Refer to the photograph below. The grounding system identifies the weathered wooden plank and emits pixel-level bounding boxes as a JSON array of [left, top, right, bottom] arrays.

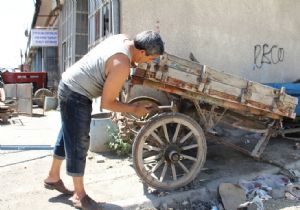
[[205, 80, 242, 98], [135, 53, 298, 119], [204, 66, 248, 89], [248, 92, 274, 106], [164, 54, 204, 74], [249, 82, 276, 96], [162, 66, 200, 85]]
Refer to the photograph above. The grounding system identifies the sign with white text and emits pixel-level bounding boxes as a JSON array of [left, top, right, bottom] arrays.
[[31, 29, 58, 47]]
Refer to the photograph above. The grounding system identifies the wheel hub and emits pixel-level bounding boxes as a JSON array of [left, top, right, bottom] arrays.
[[165, 145, 181, 163]]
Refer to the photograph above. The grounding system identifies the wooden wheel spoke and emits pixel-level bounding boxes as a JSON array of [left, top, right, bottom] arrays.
[[182, 144, 198, 150], [151, 131, 164, 146], [151, 159, 164, 173], [171, 163, 177, 180], [181, 154, 197, 161], [179, 131, 193, 144], [143, 144, 161, 151], [178, 160, 189, 173], [144, 154, 161, 163], [172, 124, 181, 143], [159, 162, 168, 181], [163, 124, 170, 143]]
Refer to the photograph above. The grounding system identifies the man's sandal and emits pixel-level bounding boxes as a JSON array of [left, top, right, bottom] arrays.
[[44, 179, 74, 195], [72, 194, 102, 210]]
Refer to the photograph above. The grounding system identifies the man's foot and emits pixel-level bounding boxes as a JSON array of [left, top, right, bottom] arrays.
[[72, 194, 101, 210], [44, 179, 74, 195]]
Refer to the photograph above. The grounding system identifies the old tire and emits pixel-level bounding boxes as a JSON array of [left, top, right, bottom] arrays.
[[133, 112, 207, 190]]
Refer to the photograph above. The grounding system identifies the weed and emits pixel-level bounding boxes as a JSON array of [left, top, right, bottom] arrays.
[[106, 125, 132, 157]]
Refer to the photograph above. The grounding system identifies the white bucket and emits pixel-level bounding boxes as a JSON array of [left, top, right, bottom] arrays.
[[89, 112, 117, 153], [44, 96, 58, 111]]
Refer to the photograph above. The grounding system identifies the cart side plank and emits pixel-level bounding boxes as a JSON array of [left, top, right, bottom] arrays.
[[204, 66, 248, 89], [135, 78, 285, 120], [136, 53, 298, 119]]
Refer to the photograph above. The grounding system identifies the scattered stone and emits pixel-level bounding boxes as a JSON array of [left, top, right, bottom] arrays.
[[219, 183, 246, 210], [285, 184, 300, 200], [147, 187, 157, 194], [285, 191, 299, 201], [293, 142, 300, 150], [95, 154, 105, 163], [182, 200, 189, 206]]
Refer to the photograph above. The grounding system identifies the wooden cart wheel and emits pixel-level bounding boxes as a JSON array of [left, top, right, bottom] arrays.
[[34, 88, 53, 108], [133, 112, 207, 190]]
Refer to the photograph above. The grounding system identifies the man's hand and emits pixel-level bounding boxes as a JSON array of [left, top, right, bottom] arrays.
[[132, 104, 158, 118]]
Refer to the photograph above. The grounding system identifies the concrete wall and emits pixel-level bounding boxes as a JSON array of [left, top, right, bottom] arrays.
[[120, 0, 300, 83]]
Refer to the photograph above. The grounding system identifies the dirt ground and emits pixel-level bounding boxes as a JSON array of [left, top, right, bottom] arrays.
[[0, 108, 299, 210], [263, 199, 300, 210]]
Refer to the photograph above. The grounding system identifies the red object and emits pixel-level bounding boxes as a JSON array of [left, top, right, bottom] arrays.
[[2, 71, 47, 92]]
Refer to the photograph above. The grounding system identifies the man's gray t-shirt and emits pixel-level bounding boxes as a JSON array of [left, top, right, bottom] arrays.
[[62, 34, 132, 100]]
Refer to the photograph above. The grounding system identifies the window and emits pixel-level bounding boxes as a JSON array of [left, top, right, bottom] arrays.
[[59, 0, 88, 70], [95, 10, 100, 40], [102, 3, 111, 37], [59, 0, 75, 70], [62, 42, 67, 72], [88, 0, 119, 49]]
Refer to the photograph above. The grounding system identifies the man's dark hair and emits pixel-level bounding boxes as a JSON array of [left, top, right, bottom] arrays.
[[134, 31, 164, 56]]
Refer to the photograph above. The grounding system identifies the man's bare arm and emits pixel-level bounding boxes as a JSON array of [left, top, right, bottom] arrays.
[[101, 54, 149, 117]]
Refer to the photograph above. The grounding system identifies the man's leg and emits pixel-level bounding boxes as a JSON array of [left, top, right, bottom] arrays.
[[44, 157, 63, 183], [44, 126, 73, 195], [72, 176, 100, 209], [72, 176, 86, 200], [45, 128, 65, 183], [56, 83, 99, 208], [60, 90, 100, 208], [44, 156, 73, 195]]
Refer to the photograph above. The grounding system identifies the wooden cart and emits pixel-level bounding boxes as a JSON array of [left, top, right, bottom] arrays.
[[127, 53, 298, 190]]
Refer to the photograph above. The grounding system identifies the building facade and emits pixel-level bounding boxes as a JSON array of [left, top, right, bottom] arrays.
[[26, 0, 300, 92]]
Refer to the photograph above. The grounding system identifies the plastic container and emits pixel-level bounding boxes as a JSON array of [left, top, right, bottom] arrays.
[[44, 96, 58, 111], [89, 112, 117, 153]]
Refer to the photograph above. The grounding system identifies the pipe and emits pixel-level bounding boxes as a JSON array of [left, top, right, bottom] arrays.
[[0, 145, 53, 150]]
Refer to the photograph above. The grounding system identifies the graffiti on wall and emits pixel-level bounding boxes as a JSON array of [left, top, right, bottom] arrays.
[[253, 44, 284, 70]]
